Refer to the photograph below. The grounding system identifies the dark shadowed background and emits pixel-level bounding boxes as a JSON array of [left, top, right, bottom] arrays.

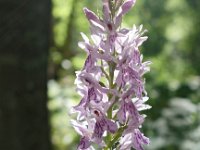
[[0, 0, 199, 150]]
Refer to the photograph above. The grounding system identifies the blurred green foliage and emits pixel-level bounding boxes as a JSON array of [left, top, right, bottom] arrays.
[[48, 0, 200, 149]]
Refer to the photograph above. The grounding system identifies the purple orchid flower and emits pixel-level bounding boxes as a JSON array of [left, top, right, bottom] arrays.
[[71, 0, 151, 149], [120, 129, 149, 150], [92, 109, 117, 143]]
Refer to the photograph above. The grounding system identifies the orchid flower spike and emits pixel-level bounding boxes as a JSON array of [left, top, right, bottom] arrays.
[[71, 0, 151, 149]]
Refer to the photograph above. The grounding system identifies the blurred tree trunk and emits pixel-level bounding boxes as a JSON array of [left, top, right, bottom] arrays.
[[0, 0, 52, 150], [64, 0, 77, 59]]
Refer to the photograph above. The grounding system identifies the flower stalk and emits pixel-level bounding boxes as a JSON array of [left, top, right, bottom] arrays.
[[71, 0, 151, 149]]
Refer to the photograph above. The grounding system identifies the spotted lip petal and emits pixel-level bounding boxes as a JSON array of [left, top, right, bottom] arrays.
[[133, 129, 150, 150], [117, 99, 142, 125], [91, 108, 118, 143], [120, 129, 149, 150], [92, 120, 104, 142], [117, 100, 127, 124], [127, 101, 140, 123], [88, 87, 102, 103], [83, 55, 94, 72], [78, 136, 91, 150]]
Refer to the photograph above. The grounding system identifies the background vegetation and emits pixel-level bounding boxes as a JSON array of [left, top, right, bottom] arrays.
[[49, 0, 200, 149]]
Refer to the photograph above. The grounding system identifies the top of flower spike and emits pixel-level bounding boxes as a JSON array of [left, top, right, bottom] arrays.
[[83, 0, 137, 31]]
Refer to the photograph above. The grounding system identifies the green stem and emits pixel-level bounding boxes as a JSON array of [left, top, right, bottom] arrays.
[[101, 60, 110, 80], [104, 2, 118, 147], [106, 125, 128, 149], [108, 62, 114, 88], [105, 61, 115, 145]]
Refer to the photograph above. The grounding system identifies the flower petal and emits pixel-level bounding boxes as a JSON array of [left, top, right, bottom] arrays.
[[133, 129, 150, 150], [78, 136, 91, 150], [83, 7, 101, 24], [127, 101, 140, 123], [121, 0, 136, 15], [83, 55, 93, 72], [115, 0, 136, 28], [102, 0, 111, 23], [106, 119, 118, 133], [92, 121, 104, 143], [117, 100, 127, 124]]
